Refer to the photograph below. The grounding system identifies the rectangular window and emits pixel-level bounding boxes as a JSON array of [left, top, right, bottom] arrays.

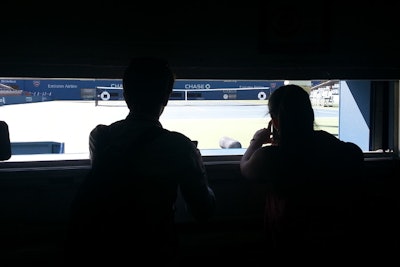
[[0, 78, 398, 161]]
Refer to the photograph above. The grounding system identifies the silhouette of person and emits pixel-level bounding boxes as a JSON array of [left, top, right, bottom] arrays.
[[64, 57, 216, 266], [0, 121, 11, 161], [240, 84, 366, 263]]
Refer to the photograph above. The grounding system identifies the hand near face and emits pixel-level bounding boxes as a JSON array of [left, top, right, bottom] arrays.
[[252, 120, 277, 146]]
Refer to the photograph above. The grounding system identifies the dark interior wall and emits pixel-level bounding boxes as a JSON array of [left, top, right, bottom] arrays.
[[0, 158, 398, 266], [0, 161, 266, 266], [1, 1, 399, 80]]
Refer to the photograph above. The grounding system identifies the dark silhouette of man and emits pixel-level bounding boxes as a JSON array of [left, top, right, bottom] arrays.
[[65, 57, 216, 266]]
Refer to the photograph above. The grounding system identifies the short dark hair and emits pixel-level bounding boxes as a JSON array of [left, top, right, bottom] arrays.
[[122, 57, 175, 111]]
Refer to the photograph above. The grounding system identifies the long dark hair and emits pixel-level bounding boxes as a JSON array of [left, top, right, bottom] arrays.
[[268, 84, 314, 149]]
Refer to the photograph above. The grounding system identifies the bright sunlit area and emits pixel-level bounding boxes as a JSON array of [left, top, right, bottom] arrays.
[[1, 78, 340, 160]]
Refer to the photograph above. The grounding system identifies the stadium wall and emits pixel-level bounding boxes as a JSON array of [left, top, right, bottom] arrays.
[[0, 78, 289, 103]]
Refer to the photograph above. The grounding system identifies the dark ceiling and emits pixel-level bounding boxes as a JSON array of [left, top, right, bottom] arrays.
[[1, 1, 399, 80]]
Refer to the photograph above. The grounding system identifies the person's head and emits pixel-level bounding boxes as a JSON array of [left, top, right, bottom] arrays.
[[268, 84, 314, 145], [122, 57, 175, 116]]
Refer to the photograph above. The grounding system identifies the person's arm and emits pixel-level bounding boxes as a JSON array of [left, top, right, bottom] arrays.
[[89, 124, 108, 165], [240, 123, 274, 180], [240, 138, 265, 180], [179, 145, 216, 222]]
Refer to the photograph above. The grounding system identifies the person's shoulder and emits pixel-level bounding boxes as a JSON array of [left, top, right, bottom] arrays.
[[333, 136, 364, 162], [314, 130, 338, 141], [90, 120, 126, 137], [160, 130, 194, 146], [342, 140, 363, 151], [91, 123, 108, 131], [342, 141, 364, 160], [90, 124, 108, 137], [315, 130, 358, 149], [314, 130, 363, 159]]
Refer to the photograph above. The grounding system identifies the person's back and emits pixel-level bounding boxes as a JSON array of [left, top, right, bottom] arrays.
[[262, 131, 365, 254], [64, 57, 216, 266], [240, 85, 366, 263]]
